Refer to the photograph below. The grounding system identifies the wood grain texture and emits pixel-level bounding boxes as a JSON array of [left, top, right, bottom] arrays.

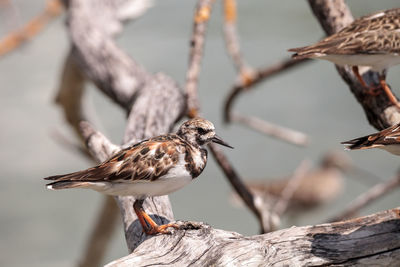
[[107, 207, 400, 266]]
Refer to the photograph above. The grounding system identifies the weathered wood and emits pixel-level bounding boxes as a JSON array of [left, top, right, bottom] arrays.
[[61, 0, 400, 265], [106, 207, 400, 266], [64, 0, 185, 254]]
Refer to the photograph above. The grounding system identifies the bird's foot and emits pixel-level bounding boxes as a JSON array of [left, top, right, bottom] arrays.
[[144, 222, 180, 235], [143, 221, 204, 235], [364, 85, 382, 96]]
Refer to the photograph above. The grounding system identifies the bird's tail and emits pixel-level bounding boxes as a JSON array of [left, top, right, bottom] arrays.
[[46, 180, 92, 190], [288, 46, 317, 60], [341, 135, 380, 151], [44, 170, 95, 190]]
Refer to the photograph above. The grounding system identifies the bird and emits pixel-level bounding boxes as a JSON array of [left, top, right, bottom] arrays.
[[44, 117, 233, 235], [288, 8, 400, 108], [342, 123, 400, 155], [230, 152, 350, 214]]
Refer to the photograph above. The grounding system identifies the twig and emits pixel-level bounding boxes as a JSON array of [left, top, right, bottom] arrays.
[[222, 0, 254, 85], [208, 143, 270, 232], [78, 196, 120, 267], [50, 129, 91, 160], [224, 57, 309, 123], [184, 0, 267, 233], [329, 172, 400, 222], [232, 112, 309, 147], [0, 0, 63, 57], [272, 160, 311, 217], [185, 0, 215, 118], [55, 51, 86, 141], [56, 51, 122, 266]]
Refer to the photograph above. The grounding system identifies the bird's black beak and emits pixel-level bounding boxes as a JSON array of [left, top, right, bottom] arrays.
[[212, 135, 234, 149]]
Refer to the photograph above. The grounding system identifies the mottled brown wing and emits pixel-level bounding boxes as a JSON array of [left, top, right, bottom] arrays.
[[45, 135, 184, 183], [337, 8, 400, 36], [289, 8, 400, 58], [342, 123, 400, 150]]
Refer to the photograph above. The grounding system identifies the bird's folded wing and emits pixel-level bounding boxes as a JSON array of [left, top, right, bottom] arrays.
[[44, 135, 184, 183]]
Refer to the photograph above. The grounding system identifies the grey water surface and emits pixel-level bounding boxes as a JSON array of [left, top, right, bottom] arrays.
[[1, 1, 400, 266]]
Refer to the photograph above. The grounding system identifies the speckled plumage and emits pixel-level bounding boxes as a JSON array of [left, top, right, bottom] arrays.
[[289, 8, 400, 108], [44, 117, 232, 234], [289, 8, 400, 61]]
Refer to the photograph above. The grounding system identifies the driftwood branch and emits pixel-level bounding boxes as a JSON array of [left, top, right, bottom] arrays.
[[307, 0, 400, 129], [184, 0, 271, 233], [57, 0, 400, 265], [106, 207, 400, 266], [60, 0, 183, 264], [329, 172, 400, 222]]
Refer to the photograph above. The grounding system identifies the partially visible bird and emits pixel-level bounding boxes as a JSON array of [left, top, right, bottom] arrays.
[[342, 123, 400, 155], [44, 117, 233, 235], [289, 8, 400, 108]]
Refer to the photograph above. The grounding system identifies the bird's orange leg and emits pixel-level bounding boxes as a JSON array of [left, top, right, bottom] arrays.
[[352, 66, 380, 96], [379, 74, 400, 109], [133, 199, 179, 235]]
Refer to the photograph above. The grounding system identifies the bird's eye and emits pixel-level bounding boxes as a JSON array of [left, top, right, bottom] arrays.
[[197, 127, 207, 135]]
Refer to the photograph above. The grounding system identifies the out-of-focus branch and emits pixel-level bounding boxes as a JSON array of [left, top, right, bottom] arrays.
[[56, 51, 121, 267], [307, 0, 400, 129], [186, 0, 215, 118], [64, 0, 185, 255], [329, 172, 400, 222], [55, 51, 86, 141], [222, 0, 254, 85], [272, 160, 310, 217], [78, 196, 120, 267], [232, 113, 309, 147], [224, 58, 309, 123], [184, 0, 269, 233], [0, 0, 63, 57]]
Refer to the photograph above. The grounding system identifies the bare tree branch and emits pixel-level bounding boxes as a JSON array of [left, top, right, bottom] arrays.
[[231, 113, 309, 147], [329, 172, 400, 222], [186, 0, 215, 117], [0, 0, 62, 57], [78, 196, 120, 267], [62, 0, 184, 260], [106, 207, 400, 266], [224, 57, 309, 123], [222, 0, 254, 84], [184, 0, 269, 233], [272, 160, 310, 217]]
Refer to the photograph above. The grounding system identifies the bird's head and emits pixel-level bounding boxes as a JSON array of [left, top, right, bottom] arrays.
[[177, 117, 233, 148]]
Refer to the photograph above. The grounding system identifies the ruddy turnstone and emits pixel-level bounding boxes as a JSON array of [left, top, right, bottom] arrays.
[[289, 8, 400, 108], [342, 123, 400, 155], [44, 117, 233, 235]]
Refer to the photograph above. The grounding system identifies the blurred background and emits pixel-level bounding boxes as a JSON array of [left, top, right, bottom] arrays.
[[1, 0, 400, 266]]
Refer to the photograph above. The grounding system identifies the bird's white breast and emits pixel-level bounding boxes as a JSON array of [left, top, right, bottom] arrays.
[[380, 144, 400, 156], [320, 53, 400, 72]]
